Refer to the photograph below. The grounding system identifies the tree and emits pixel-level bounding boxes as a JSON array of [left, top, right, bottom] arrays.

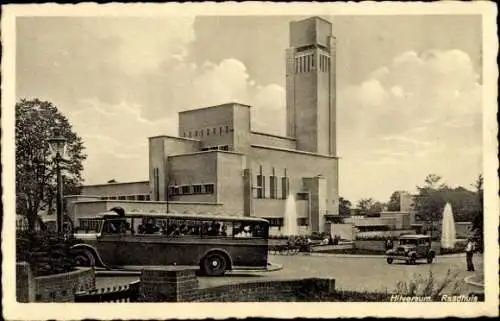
[[338, 197, 352, 217], [357, 198, 384, 217], [472, 174, 483, 250], [16, 99, 86, 230], [387, 191, 401, 211], [413, 174, 447, 238]]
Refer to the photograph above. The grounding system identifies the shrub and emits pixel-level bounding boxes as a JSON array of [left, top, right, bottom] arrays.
[[394, 269, 464, 299], [16, 230, 80, 276]]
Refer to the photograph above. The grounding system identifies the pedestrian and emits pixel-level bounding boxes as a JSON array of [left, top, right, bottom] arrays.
[[465, 237, 475, 271], [385, 237, 394, 250]]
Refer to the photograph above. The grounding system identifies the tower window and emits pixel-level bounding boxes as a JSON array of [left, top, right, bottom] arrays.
[[195, 130, 198, 137], [200, 129, 204, 137], [193, 184, 202, 194], [213, 128, 217, 135], [225, 125, 230, 133], [188, 131, 192, 138], [207, 129, 210, 136], [181, 185, 191, 195], [220, 126, 223, 135], [204, 184, 215, 194]]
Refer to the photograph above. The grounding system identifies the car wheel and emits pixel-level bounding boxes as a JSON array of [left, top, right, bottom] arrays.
[[409, 257, 416, 265], [202, 252, 227, 276], [427, 255, 434, 264], [386, 258, 393, 264], [74, 249, 96, 267]]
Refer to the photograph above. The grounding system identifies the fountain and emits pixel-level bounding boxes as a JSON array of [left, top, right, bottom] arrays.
[[440, 203, 456, 249], [283, 194, 298, 236]]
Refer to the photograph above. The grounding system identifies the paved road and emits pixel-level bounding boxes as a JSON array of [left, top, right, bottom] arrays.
[[96, 253, 483, 294]]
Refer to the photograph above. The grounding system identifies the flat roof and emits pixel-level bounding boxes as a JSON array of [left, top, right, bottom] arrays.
[[82, 181, 149, 188], [84, 211, 269, 223], [149, 135, 200, 142], [251, 131, 296, 141], [251, 144, 339, 159], [179, 102, 251, 114], [399, 234, 431, 239], [168, 149, 244, 158]]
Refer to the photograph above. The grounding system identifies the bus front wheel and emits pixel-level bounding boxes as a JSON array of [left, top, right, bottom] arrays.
[[201, 252, 227, 276]]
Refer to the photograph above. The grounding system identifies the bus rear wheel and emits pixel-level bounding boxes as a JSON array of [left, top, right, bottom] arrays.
[[202, 252, 227, 276], [74, 249, 96, 267]]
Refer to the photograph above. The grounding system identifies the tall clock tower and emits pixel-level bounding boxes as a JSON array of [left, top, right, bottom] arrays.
[[286, 17, 337, 156]]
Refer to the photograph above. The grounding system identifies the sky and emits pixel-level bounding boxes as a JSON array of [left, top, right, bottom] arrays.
[[16, 14, 483, 204]]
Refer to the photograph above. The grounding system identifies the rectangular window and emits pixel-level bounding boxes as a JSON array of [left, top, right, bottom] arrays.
[[297, 218, 308, 226], [126, 195, 135, 200], [181, 185, 191, 195], [109, 196, 117, 200], [256, 175, 264, 199], [101, 196, 108, 200], [270, 176, 278, 199], [207, 129, 210, 136], [137, 195, 145, 201], [220, 127, 223, 135], [193, 184, 202, 194], [200, 129, 204, 137], [213, 128, 217, 135], [188, 131, 192, 138], [296, 192, 309, 201], [265, 218, 283, 227], [118, 196, 126, 200], [195, 130, 198, 137], [145, 195, 151, 201], [225, 125, 230, 133], [204, 184, 214, 194], [281, 177, 289, 199], [153, 168, 160, 200], [219, 145, 229, 151]]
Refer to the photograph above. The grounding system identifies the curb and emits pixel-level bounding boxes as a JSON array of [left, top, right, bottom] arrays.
[[270, 252, 467, 259], [464, 274, 484, 288]]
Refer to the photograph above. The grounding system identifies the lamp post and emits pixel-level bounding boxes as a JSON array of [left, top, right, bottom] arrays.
[[48, 133, 67, 234]]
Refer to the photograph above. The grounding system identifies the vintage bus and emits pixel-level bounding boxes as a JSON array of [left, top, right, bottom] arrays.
[[71, 211, 270, 276]]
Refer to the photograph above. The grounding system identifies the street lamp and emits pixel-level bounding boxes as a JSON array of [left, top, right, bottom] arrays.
[[48, 132, 67, 234]]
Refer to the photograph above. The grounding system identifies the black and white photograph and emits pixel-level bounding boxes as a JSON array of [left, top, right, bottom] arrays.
[[2, 2, 498, 319]]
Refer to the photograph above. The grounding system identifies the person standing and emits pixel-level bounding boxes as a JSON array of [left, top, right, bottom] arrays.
[[465, 237, 475, 271]]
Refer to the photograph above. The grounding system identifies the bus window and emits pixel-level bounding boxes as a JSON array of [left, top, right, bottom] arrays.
[[233, 222, 267, 238], [76, 218, 102, 233], [137, 217, 161, 234]]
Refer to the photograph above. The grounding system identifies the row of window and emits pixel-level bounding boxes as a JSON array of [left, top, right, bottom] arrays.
[[256, 175, 289, 199], [265, 217, 309, 227], [168, 183, 215, 196], [101, 194, 151, 201], [182, 125, 234, 139], [200, 145, 230, 152], [294, 53, 330, 73]]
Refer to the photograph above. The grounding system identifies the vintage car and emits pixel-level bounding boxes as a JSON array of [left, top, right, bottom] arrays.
[[386, 234, 435, 264]]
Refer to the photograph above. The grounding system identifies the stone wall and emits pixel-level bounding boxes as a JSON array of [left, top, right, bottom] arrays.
[[16, 262, 95, 302], [354, 240, 387, 252], [138, 267, 335, 302]]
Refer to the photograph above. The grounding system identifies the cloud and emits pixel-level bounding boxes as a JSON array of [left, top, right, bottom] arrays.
[[17, 18, 286, 184], [338, 49, 482, 202], [67, 98, 177, 184]]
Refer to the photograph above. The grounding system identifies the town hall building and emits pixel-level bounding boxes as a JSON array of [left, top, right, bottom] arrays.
[[70, 16, 340, 234]]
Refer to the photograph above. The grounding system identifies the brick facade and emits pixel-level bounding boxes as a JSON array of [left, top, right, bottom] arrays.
[[16, 262, 95, 302], [138, 267, 335, 302]]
